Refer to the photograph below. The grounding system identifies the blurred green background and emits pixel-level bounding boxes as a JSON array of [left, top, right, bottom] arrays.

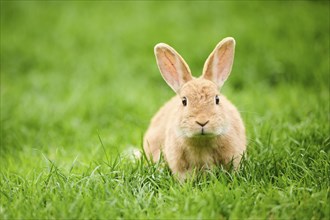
[[1, 1, 329, 219], [1, 0, 329, 167]]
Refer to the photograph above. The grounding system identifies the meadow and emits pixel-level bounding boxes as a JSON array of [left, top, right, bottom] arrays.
[[1, 1, 329, 219]]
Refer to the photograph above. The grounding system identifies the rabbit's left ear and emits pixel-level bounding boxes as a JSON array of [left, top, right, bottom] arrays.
[[202, 37, 235, 88]]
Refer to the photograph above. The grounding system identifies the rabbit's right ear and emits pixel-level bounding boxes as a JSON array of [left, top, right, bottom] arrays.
[[154, 43, 192, 93]]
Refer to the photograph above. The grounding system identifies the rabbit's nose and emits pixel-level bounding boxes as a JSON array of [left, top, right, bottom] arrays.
[[196, 120, 209, 127]]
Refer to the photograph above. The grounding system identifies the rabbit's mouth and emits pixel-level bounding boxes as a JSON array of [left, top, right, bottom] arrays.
[[185, 125, 227, 138], [181, 124, 225, 138], [201, 128, 208, 136], [191, 128, 218, 138]]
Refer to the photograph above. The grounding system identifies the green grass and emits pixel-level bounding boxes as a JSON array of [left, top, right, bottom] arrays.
[[1, 1, 329, 219]]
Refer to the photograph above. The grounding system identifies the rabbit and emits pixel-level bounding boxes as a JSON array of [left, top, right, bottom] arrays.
[[143, 37, 246, 180]]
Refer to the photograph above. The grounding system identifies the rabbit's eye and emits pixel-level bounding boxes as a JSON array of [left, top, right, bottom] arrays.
[[182, 97, 187, 106], [215, 95, 220, 105]]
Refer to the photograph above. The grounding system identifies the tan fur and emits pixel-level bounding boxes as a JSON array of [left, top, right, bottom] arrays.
[[144, 37, 246, 180]]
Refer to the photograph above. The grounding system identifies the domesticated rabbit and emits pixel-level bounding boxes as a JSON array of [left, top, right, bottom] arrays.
[[144, 37, 246, 180]]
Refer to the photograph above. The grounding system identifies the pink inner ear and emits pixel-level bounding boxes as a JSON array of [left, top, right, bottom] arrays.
[[156, 48, 181, 91], [216, 44, 232, 83], [202, 39, 235, 88], [163, 50, 179, 82], [155, 43, 193, 92], [204, 56, 214, 81], [158, 50, 180, 90]]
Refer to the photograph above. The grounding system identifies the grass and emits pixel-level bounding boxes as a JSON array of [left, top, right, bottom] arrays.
[[1, 1, 329, 219]]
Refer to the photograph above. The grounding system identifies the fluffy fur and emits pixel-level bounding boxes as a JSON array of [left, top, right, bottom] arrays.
[[143, 37, 246, 180]]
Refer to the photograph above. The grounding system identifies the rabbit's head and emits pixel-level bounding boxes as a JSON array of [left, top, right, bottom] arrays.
[[154, 37, 236, 138]]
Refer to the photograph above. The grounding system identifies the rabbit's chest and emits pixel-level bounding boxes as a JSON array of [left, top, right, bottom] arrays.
[[185, 147, 218, 169]]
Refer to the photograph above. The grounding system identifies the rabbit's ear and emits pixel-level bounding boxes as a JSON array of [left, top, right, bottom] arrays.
[[154, 43, 192, 93], [202, 37, 235, 88]]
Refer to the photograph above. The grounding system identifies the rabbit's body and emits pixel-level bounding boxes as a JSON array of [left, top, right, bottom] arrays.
[[144, 38, 246, 179]]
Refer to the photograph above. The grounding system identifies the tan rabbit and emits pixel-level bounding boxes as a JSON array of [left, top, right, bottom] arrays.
[[143, 37, 246, 180]]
